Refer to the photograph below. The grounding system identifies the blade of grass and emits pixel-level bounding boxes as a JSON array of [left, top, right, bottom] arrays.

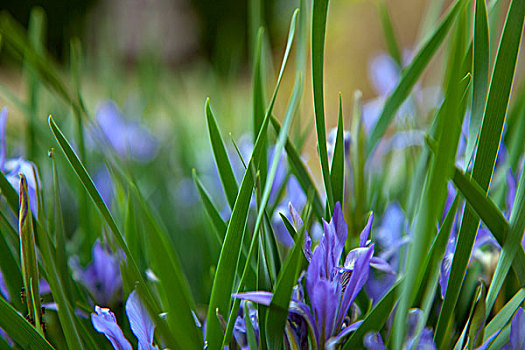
[[393, 6, 469, 346], [49, 116, 198, 349], [484, 288, 525, 340], [265, 218, 305, 348], [0, 216, 22, 310], [0, 295, 54, 349], [330, 93, 345, 207], [343, 280, 403, 350], [312, 0, 334, 214], [270, 116, 324, 218], [435, 0, 525, 344], [465, 0, 490, 166], [367, 0, 466, 154], [377, 0, 402, 67], [485, 163, 525, 314], [206, 99, 239, 209], [192, 169, 227, 241], [253, 28, 268, 185], [205, 11, 299, 348], [350, 90, 367, 237], [221, 72, 303, 347]]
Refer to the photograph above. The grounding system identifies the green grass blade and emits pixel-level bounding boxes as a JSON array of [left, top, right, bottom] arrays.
[[330, 94, 345, 207], [367, 0, 466, 154], [48, 116, 195, 348], [0, 171, 20, 214], [0, 214, 22, 311], [252, 28, 268, 185], [265, 222, 305, 348], [485, 163, 525, 313], [350, 90, 367, 237], [206, 99, 239, 209], [435, 0, 525, 344], [452, 167, 525, 283], [193, 169, 227, 241], [205, 11, 298, 346], [377, 0, 403, 66], [0, 295, 54, 349], [465, 0, 490, 165], [343, 280, 402, 350], [393, 6, 469, 346], [270, 116, 324, 218], [221, 72, 303, 347], [312, 0, 334, 214], [18, 175, 43, 335], [483, 288, 525, 340]]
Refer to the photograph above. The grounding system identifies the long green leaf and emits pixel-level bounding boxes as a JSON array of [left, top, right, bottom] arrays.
[[330, 94, 345, 207], [206, 99, 239, 209], [0, 295, 54, 349], [312, 0, 334, 214], [205, 11, 299, 348], [483, 288, 525, 340], [192, 169, 227, 241], [485, 163, 525, 313], [435, 0, 525, 344], [48, 116, 196, 348], [378, 1, 402, 66], [465, 0, 490, 165], [367, 0, 466, 154], [222, 72, 303, 347]]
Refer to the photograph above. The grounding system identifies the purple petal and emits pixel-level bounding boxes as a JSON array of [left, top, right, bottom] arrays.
[[233, 291, 273, 306], [126, 291, 157, 350], [289, 203, 312, 261], [369, 54, 400, 96], [91, 306, 132, 350], [510, 308, 525, 349], [506, 171, 517, 215], [309, 279, 339, 341], [337, 245, 373, 329], [326, 320, 363, 349], [369, 257, 395, 275], [364, 332, 386, 350], [0, 271, 7, 300], [360, 213, 374, 247]]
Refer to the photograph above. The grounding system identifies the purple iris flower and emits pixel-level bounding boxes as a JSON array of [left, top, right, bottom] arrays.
[[92, 290, 159, 350], [71, 240, 122, 305], [0, 107, 39, 214], [232, 301, 259, 349], [508, 307, 525, 349], [235, 202, 392, 348], [365, 203, 407, 303], [93, 101, 158, 162]]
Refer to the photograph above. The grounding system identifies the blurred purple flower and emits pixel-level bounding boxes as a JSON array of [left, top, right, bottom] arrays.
[[364, 309, 436, 350], [92, 290, 159, 350], [0, 107, 39, 214], [93, 101, 158, 162], [509, 307, 525, 349], [93, 166, 114, 207], [232, 302, 259, 349], [72, 240, 122, 305]]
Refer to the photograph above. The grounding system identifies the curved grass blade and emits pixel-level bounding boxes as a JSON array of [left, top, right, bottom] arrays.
[[343, 280, 402, 350], [377, 0, 402, 66], [367, 0, 466, 154], [350, 90, 367, 236], [312, 0, 334, 214], [221, 72, 303, 347], [265, 221, 305, 348], [0, 171, 19, 214], [270, 116, 324, 218], [18, 175, 43, 335], [49, 116, 199, 349], [465, 0, 490, 165], [435, 0, 525, 343], [0, 295, 54, 349], [485, 163, 525, 314], [205, 11, 299, 348], [192, 169, 227, 241], [483, 288, 525, 341], [206, 99, 239, 209], [330, 94, 345, 208]]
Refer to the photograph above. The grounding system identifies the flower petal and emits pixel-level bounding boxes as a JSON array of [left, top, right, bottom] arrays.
[[510, 307, 525, 349], [126, 290, 157, 350], [91, 306, 132, 350]]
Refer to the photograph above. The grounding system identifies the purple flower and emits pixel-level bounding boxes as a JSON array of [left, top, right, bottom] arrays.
[[91, 290, 159, 350], [71, 240, 122, 305], [93, 101, 158, 162], [0, 107, 39, 214], [235, 202, 390, 348], [509, 307, 525, 349]]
